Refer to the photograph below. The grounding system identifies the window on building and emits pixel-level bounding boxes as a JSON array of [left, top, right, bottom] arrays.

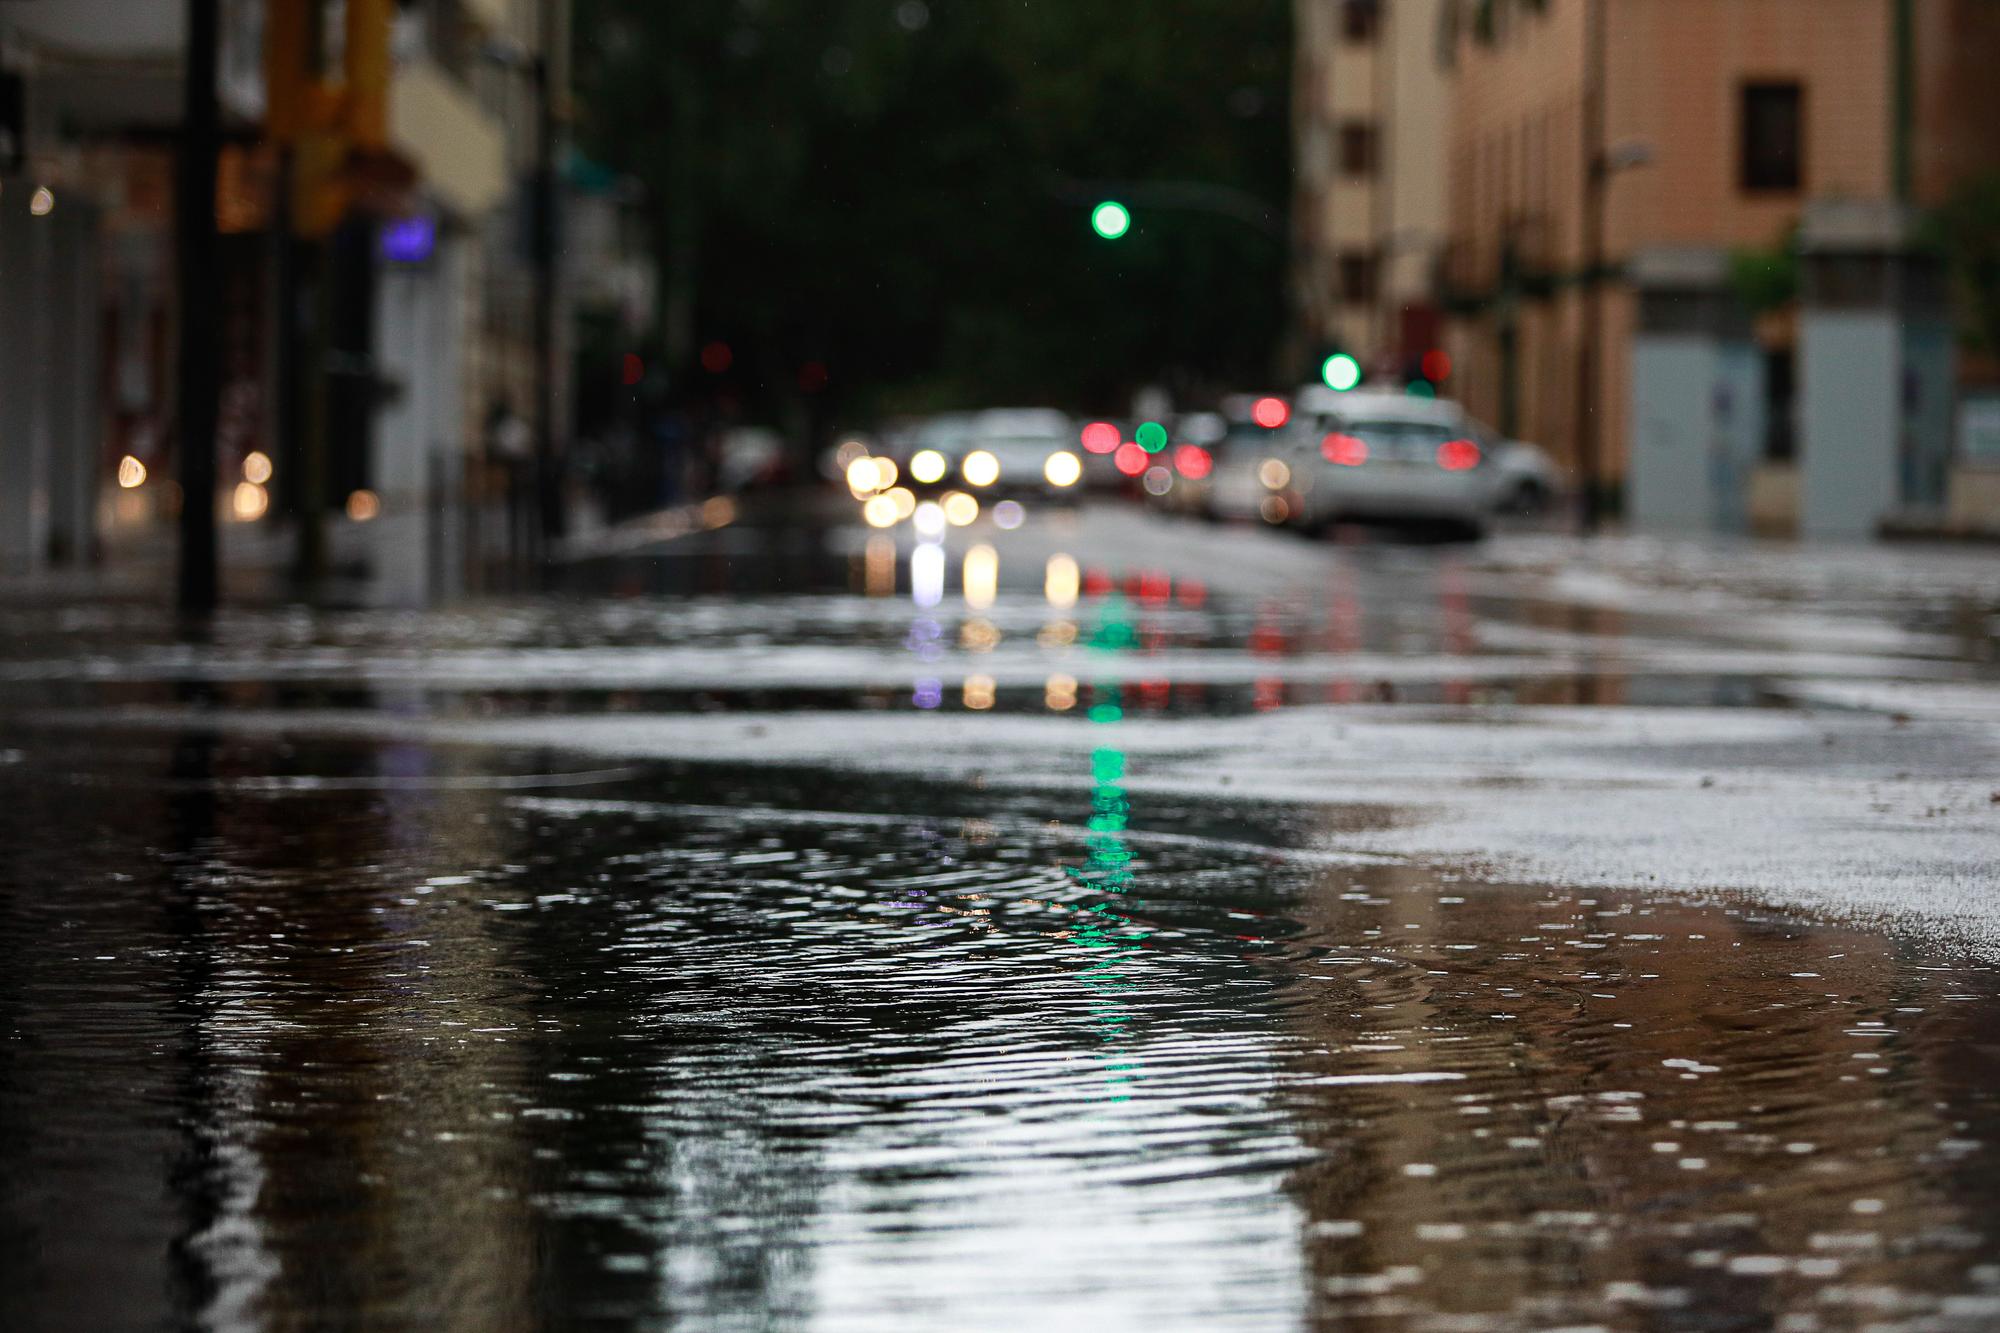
[[1341, 0, 1379, 43], [1340, 252, 1379, 304], [1339, 122, 1379, 178], [1741, 82, 1803, 192]]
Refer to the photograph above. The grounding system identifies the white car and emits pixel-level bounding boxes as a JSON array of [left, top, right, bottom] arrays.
[[958, 408, 1085, 502], [1291, 392, 1500, 539]]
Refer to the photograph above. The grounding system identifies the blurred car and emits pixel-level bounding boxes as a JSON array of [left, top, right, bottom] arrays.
[[955, 408, 1084, 503], [1488, 439, 1561, 514], [1198, 397, 1312, 525], [1290, 392, 1499, 539], [716, 426, 791, 492], [898, 412, 980, 494]]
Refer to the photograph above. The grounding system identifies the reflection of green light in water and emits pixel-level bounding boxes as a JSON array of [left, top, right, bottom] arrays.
[[1066, 594, 1150, 1100]]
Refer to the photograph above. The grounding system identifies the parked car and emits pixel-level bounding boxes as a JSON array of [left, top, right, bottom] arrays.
[[1290, 391, 1500, 539], [1488, 439, 1562, 514], [1200, 397, 1313, 525]]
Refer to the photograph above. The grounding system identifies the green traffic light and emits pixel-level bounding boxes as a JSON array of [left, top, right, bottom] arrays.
[[1321, 353, 1362, 392], [1091, 200, 1131, 240], [1135, 421, 1168, 453]]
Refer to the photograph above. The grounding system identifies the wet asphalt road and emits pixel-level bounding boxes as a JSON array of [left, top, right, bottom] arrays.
[[2, 496, 1998, 1331]]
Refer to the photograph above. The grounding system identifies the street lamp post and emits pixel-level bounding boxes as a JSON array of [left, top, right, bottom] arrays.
[[1575, 0, 1608, 535]]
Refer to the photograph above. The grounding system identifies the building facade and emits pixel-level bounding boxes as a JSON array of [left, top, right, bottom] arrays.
[[1292, 0, 1453, 381]]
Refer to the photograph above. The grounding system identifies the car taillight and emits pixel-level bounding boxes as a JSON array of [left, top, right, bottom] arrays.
[[1173, 444, 1212, 479], [1322, 433, 1367, 466], [1437, 439, 1481, 471]]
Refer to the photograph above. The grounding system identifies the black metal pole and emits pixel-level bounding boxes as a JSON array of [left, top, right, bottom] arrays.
[[175, 0, 221, 614], [532, 0, 565, 549]]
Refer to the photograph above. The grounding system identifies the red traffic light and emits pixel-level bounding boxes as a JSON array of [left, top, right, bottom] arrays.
[[1421, 349, 1452, 382], [1251, 396, 1290, 429]]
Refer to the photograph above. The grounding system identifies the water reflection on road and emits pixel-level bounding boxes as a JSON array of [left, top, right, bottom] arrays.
[[2, 506, 1998, 1328]]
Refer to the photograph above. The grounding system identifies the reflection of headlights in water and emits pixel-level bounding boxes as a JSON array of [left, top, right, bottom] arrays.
[[961, 450, 1000, 487], [941, 491, 979, 526], [912, 500, 946, 539], [911, 541, 945, 607], [862, 494, 899, 528], [1142, 466, 1173, 496], [1037, 619, 1076, 647], [963, 674, 996, 710], [1043, 451, 1082, 487], [913, 677, 943, 709], [1045, 553, 1079, 608], [864, 535, 897, 596], [993, 499, 1026, 529], [909, 449, 947, 484], [885, 486, 916, 520], [960, 617, 1001, 651], [1045, 672, 1078, 711], [1258, 458, 1290, 490], [963, 543, 998, 609]]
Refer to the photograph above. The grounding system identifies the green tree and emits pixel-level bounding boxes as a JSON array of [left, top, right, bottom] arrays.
[[574, 0, 1292, 431]]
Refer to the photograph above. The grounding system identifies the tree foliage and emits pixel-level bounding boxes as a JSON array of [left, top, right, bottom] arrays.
[[574, 0, 1292, 427]]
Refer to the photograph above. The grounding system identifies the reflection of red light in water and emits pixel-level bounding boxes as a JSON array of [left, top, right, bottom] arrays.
[[1421, 349, 1452, 382], [1437, 438, 1481, 471], [1173, 445, 1212, 479], [1323, 433, 1367, 466], [1251, 396, 1289, 429], [1113, 441, 1149, 475], [1178, 579, 1207, 608], [1253, 678, 1284, 711], [1137, 678, 1171, 710], [1137, 570, 1171, 604], [1081, 421, 1120, 454], [1083, 568, 1113, 596], [700, 341, 733, 373], [622, 353, 645, 386]]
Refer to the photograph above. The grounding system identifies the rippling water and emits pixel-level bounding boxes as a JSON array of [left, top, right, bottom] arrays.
[[2, 728, 1996, 1331]]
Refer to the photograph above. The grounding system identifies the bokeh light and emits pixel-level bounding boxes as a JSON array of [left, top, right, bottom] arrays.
[[1113, 442, 1148, 476], [912, 500, 947, 539], [1043, 451, 1082, 487], [960, 450, 999, 487], [1044, 672, 1079, 711], [863, 494, 900, 527], [963, 674, 997, 711], [1135, 421, 1168, 453], [345, 489, 381, 522], [993, 499, 1026, 529], [1321, 352, 1362, 392], [942, 491, 980, 526], [116, 455, 147, 489], [1436, 438, 1482, 471], [846, 456, 883, 494], [1422, 349, 1452, 381], [243, 450, 273, 484], [963, 544, 998, 608], [885, 486, 917, 520], [1173, 445, 1212, 479], [1142, 466, 1173, 496], [1257, 458, 1290, 490], [910, 449, 948, 483], [700, 341, 733, 373], [232, 481, 269, 521], [1091, 200, 1130, 239], [1251, 396, 1289, 429], [1045, 553, 1080, 608], [1080, 421, 1120, 454], [912, 542, 945, 607], [1259, 494, 1290, 524], [1323, 432, 1368, 466]]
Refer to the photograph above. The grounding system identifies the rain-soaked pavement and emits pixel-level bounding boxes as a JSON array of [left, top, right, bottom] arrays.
[[3, 499, 1998, 1330]]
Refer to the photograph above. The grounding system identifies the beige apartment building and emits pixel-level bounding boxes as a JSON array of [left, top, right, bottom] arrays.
[[1292, 0, 1453, 379], [1435, 0, 2000, 500]]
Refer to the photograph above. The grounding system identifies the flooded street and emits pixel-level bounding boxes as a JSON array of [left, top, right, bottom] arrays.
[[4, 502, 1999, 1330]]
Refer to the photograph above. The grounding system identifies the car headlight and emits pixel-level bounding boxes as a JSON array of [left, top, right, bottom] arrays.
[[1043, 451, 1082, 487], [1258, 458, 1290, 490], [961, 450, 1000, 487], [909, 449, 948, 484]]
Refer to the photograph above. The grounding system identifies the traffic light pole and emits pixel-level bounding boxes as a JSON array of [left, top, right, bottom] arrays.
[[175, 0, 221, 616]]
